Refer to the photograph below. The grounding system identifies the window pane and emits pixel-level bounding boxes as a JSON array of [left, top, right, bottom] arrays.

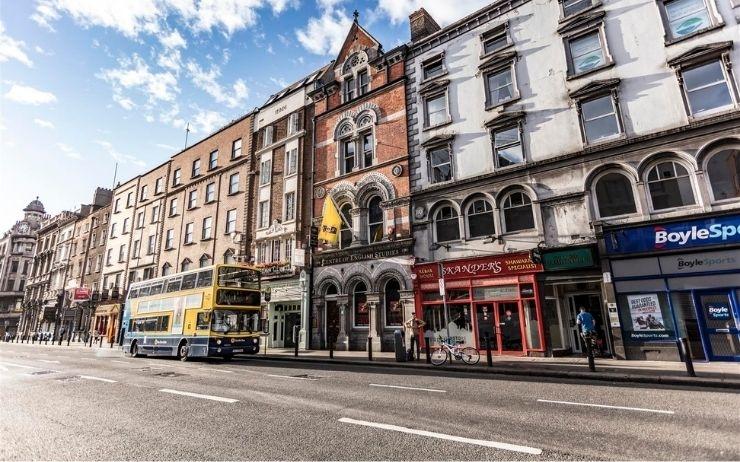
[[563, 0, 592, 16], [581, 95, 614, 120], [666, 0, 710, 37], [503, 197, 534, 232], [468, 208, 495, 238], [437, 218, 460, 242], [384, 279, 402, 326], [494, 127, 523, 167], [707, 150, 740, 200], [424, 60, 443, 80], [686, 82, 733, 115], [595, 173, 637, 217], [484, 34, 508, 55], [584, 113, 620, 143], [426, 94, 447, 126], [570, 32, 604, 73], [487, 69, 514, 105], [649, 177, 696, 209], [430, 148, 452, 183]]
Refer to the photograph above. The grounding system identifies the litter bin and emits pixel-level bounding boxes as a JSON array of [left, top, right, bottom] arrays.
[[394, 330, 406, 362]]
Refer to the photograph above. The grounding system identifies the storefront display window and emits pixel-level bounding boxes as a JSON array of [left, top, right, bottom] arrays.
[[353, 282, 368, 327], [384, 279, 403, 326], [617, 292, 676, 342], [523, 299, 541, 349], [422, 303, 474, 346]]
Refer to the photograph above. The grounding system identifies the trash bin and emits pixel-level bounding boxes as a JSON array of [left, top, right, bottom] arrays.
[[394, 329, 406, 362]]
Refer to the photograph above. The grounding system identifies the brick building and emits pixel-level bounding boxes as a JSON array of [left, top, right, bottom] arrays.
[[252, 69, 325, 350], [309, 17, 414, 352]]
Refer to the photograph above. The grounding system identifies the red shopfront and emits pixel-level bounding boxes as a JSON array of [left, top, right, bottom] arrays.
[[413, 253, 544, 356]]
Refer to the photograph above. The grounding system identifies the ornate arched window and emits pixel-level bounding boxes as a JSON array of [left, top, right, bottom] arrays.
[[339, 203, 353, 249], [466, 198, 494, 238], [161, 262, 172, 276], [223, 249, 235, 264], [383, 278, 402, 327], [434, 205, 460, 243], [706, 149, 740, 201], [367, 196, 384, 244], [199, 254, 212, 268], [500, 191, 535, 232], [593, 172, 637, 218], [353, 281, 368, 327], [180, 258, 192, 272], [646, 161, 696, 210]]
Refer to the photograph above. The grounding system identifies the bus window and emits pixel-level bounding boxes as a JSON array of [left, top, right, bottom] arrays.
[[149, 282, 163, 296], [212, 310, 261, 333], [216, 289, 260, 306], [139, 285, 151, 297], [158, 315, 170, 331], [197, 270, 213, 288], [166, 277, 181, 293], [218, 267, 259, 289], [196, 312, 210, 330], [129, 287, 140, 298], [185, 294, 203, 309], [181, 273, 197, 290], [144, 318, 157, 332]]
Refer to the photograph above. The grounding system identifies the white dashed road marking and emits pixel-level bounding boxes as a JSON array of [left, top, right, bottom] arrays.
[[338, 418, 542, 455], [38, 359, 60, 364], [537, 399, 674, 414], [158, 389, 239, 403], [267, 374, 318, 381], [369, 383, 446, 393], [79, 375, 117, 383]]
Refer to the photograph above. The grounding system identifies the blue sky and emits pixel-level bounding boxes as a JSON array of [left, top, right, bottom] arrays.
[[0, 0, 491, 230]]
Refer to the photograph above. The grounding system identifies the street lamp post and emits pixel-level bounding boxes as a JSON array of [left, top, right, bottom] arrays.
[[438, 261, 451, 343]]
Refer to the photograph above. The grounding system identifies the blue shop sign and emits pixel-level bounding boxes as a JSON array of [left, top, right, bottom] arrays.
[[605, 214, 740, 254]]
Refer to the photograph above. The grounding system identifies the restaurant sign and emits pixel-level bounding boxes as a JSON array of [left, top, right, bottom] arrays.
[[414, 252, 542, 282]]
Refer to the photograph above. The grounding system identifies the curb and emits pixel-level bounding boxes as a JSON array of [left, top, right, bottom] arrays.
[[243, 355, 740, 391]]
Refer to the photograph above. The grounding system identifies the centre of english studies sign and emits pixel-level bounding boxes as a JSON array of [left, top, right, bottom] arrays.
[[315, 239, 413, 267]]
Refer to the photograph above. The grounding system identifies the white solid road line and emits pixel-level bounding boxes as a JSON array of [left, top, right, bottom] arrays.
[[38, 359, 60, 364], [369, 383, 446, 393], [79, 375, 117, 383], [111, 360, 130, 364], [338, 418, 542, 455], [267, 374, 318, 381], [536, 399, 674, 414], [159, 388, 239, 403], [0, 361, 39, 369], [201, 367, 234, 373]]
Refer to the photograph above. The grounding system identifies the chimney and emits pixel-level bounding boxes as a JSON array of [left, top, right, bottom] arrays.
[[409, 8, 441, 42]]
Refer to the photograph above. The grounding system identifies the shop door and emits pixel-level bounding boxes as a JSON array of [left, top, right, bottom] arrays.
[[567, 294, 603, 354], [325, 301, 339, 349], [497, 302, 524, 353], [475, 303, 496, 351], [695, 291, 740, 361], [283, 313, 300, 348]]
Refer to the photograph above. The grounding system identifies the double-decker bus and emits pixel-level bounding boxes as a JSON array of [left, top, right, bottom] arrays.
[[121, 264, 262, 360]]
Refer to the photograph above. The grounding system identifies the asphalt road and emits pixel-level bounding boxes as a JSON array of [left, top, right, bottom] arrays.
[[1, 342, 738, 461]]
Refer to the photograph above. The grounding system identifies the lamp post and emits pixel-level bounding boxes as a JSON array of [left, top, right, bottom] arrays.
[[429, 243, 452, 344]]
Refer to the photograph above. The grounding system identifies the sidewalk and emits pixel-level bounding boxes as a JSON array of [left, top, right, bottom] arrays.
[[254, 347, 740, 390]]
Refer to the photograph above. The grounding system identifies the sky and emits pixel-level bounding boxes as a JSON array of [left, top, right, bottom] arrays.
[[0, 0, 493, 231]]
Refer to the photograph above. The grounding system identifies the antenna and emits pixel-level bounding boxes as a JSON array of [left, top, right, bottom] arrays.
[[111, 162, 118, 189], [184, 122, 191, 149]]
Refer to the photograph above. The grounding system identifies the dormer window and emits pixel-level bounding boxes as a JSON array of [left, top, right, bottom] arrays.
[[422, 57, 445, 81], [481, 23, 511, 56]]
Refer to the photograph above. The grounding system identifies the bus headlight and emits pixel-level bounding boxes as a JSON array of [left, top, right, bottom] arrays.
[[253, 338, 258, 345], [216, 339, 222, 345], [217, 348, 222, 353]]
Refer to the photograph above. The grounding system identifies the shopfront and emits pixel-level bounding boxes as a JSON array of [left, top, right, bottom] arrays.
[[262, 277, 306, 349], [540, 245, 609, 356], [413, 252, 544, 356], [92, 303, 120, 342], [604, 213, 740, 362]]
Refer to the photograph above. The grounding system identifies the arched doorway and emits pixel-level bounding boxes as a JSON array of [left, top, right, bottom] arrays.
[[324, 283, 339, 349]]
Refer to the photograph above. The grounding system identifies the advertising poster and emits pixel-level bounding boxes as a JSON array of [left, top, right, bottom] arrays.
[[627, 294, 666, 331]]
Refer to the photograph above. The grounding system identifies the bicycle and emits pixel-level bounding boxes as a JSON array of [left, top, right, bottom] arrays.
[[430, 340, 480, 366]]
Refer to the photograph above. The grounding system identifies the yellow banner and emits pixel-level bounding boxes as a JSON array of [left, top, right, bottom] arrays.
[[318, 196, 341, 244]]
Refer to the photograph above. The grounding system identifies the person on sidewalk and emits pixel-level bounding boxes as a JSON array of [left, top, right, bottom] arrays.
[[404, 313, 426, 359], [576, 306, 597, 355]]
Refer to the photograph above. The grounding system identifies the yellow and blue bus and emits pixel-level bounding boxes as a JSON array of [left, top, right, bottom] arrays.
[[121, 264, 262, 360]]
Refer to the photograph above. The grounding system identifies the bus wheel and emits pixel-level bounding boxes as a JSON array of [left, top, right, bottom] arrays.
[[130, 341, 140, 358], [178, 341, 189, 362]]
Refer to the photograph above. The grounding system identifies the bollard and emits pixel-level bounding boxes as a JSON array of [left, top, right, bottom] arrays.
[[485, 333, 493, 367], [58, 335, 62, 346], [89, 335, 93, 348], [425, 339, 431, 364], [584, 334, 596, 372], [294, 325, 300, 357], [367, 337, 373, 361], [99, 336, 103, 347], [67, 333, 71, 346], [329, 336, 334, 359], [45, 337, 49, 345], [677, 337, 696, 377]]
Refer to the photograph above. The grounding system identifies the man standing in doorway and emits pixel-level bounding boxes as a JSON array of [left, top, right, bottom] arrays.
[[576, 306, 598, 355]]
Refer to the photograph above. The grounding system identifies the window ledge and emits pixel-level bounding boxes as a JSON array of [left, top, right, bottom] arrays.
[[191, 174, 202, 179], [485, 96, 521, 112], [422, 119, 453, 132], [169, 214, 179, 218], [500, 229, 537, 237], [227, 191, 241, 196], [479, 43, 515, 61], [420, 70, 449, 86], [164, 247, 175, 252], [201, 237, 214, 242], [688, 105, 739, 123], [183, 242, 196, 246], [664, 23, 724, 47], [231, 155, 242, 161], [584, 132, 627, 147], [208, 166, 219, 172], [566, 61, 615, 81], [204, 200, 217, 205], [187, 206, 199, 211]]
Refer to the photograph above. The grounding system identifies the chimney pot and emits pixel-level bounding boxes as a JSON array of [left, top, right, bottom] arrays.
[[409, 8, 441, 42]]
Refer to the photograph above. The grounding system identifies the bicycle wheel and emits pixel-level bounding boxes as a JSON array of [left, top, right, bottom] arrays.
[[430, 348, 449, 366], [460, 347, 480, 365]]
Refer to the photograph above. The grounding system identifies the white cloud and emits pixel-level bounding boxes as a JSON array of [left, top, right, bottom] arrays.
[[95, 139, 146, 167], [34, 118, 56, 129], [266, 44, 275, 54], [185, 61, 248, 108], [270, 77, 288, 88], [112, 93, 136, 110], [99, 54, 179, 104], [0, 20, 33, 67], [191, 109, 226, 134], [376, 0, 491, 26], [4, 84, 57, 105], [296, 9, 352, 56], [57, 142, 82, 159], [159, 29, 186, 49]]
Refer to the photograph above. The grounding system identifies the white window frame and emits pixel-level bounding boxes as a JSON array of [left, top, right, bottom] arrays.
[[427, 145, 453, 184], [577, 92, 624, 145], [500, 191, 536, 233], [192, 159, 201, 177], [232, 138, 242, 159], [679, 59, 737, 118], [491, 124, 525, 169], [229, 173, 240, 194], [465, 198, 495, 239], [657, 0, 722, 43], [433, 205, 461, 243], [564, 26, 612, 78], [263, 126, 273, 147], [205, 182, 216, 203], [423, 90, 450, 129], [484, 63, 519, 108], [288, 113, 299, 135], [644, 160, 699, 213], [284, 192, 296, 222], [260, 159, 272, 185], [703, 146, 740, 204], [202, 216, 213, 240], [590, 170, 641, 220], [208, 150, 218, 170], [165, 229, 174, 249], [188, 190, 198, 209], [259, 201, 269, 229], [285, 149, 298, 176], [169, 198, 178, 216], [225, 209, 237, 234], [184, 223, 194, 244]]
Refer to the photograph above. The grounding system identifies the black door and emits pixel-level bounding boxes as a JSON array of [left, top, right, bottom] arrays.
[[475, 303, 496, 350], [283, 313, 301, 348]]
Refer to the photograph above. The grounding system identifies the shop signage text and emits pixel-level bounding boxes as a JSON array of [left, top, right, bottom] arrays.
[[316, 240, 413, 267], [543, 247, 595, 271], [706, 303, 731, 321], [605, 214, 740, 254], [414, 253, 542, 282]]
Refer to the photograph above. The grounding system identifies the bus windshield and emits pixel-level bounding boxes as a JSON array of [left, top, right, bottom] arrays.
[[218, 267, 259, 289], [212, 310, 260, 333], [216, 289, 260, 307]]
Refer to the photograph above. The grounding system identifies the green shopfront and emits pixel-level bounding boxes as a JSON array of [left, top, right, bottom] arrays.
[[603, 213, 740, 362], [539, 245, 610, 357]]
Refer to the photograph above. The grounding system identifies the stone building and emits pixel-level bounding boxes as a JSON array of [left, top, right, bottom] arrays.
[[158, 112, 256, 276], [128, 163, 168, 283], [251, 68, 325, 350], [79, 199, 112, 340], [405, 1, 740, 361], [0, 199, 45, 336], [309, 17, 414, 352]]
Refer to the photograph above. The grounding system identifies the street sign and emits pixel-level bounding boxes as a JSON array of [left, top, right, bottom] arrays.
[[73, 288, 91, 301]]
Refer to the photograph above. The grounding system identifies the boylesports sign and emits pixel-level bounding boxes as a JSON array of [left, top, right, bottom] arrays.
[[605, 214, 740, 254]]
